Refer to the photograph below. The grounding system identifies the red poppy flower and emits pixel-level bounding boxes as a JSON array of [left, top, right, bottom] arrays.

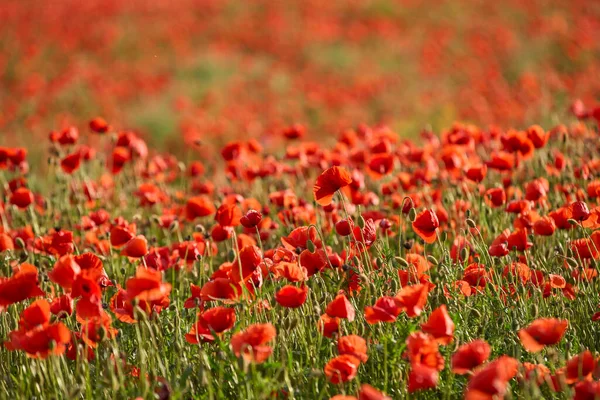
[[465, 356, 518, 399], [19, 299, 51, 330], [421, 305, 455, 344], [0, 263, 44, 309], [318, 313, 340, 338], [313, 166, 353, 206], [48, 255, 81, 290], [465, 164, 487, 183], [89, 117, 109, 133], [412, 209, 439, 244], [573, 381, 600, 400], [565, 351, 597, 384], [451, 339, 491, 374], [281, 226, 322, 251], [571, 201, 591, 222], [353, 218, 377, 247], [367, 154, 395, 178], [405, 331, 444, 371], [338, 335, 368, 363], [518, 318, 568, 352], [200, 306, 236, 333], [533, 216, 556, 236], [326, 294, 355, 322], [230, 323, 276, 363], [240, 209, 262, 228], [485, 187, 506, 208], [200, 278, 242, 302], [299, 249, 328, 276], [364, 296, 403, 324], [9, 187, 34, 209], [110, 225, 135, 248], [0, 233, 14, 252], [50, 294, 74, 317], [358, 384, 391, 400], [395, 284, 429, 318], [526, 125, 548, 148], [275, 285, 308, 308], [126, 267, 171, 303], [408, 364, 439, 393], [215, 203, 242, 227], [60, 151, 82, 174], [186, 196, 216, 220], [7, 321, 71, 359], [335, 219, 353, 236], [324, 354, 361, 384], [74, 252, 112, 287], [121, 235, 148, 258], [184, 284, 202, 308]]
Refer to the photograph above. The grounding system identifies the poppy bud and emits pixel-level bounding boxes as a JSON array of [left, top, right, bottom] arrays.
[[335, 219, 352, 236], [426, 255, 439, 265], [408, 208, 417, 222], [227, 249, 236, 261], [240, 209, 262, 228], [571, 201, 590, 221], [565, 257, 579, 268], [379, 219, 391, 230], [306, 239, 316, 253], [395, 257, 409, 267], [358, 216, 365, 229], [466, 219, 477, 228]]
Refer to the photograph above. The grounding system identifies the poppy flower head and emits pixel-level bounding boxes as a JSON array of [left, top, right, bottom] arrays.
[[412, 209, 440, 244], [326, 294, 355, 322], [230, 323, 276, 364], [338, 335, 368, 363], [275, 285, 308, 308], [451, 339, 491, 374], [324, 354, 361, 384], [518, 318, 568, 352], [313, 166, 353, 206]]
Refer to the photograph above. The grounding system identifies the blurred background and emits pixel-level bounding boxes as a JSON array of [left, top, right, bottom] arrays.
[[1, 0, 599, 151]]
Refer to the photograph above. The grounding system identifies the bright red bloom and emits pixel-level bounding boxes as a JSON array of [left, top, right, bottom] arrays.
[[326, 294, 355, 322], [518, 318, 568, 352], [465, 356, 518, 399], [395, 284, 429, 318], [338, 335, 368, 363], [358, 384, 391, 400], [408, 364, 439, 393], [215, 203, 242, 227], [186, 196, 216, 220], [48, 255, 81, 290], [240, 209, 262, 228], [9, 187, 34, 209], [313, 166, 352, 206], [121, 235, 148, 258], [364, 296, 403, 324], [421, 305, 455, 344], [275, 285, 308, 308], [89, 117, 109, 133], [324, 354, 361, 384], [565, 351, 597, 384], [318, 313, 340, 338], [0, 263, 44, 309], [60, 151, 82, 174], [451, 339, 491, 374], [412, 209, 439, 244], [230, 323, 276, 363]]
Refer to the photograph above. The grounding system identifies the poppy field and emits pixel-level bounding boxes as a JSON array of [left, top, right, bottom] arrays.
[[2, 1, 600, 399]]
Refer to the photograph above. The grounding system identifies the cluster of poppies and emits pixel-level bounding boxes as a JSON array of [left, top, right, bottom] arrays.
[[1, 105, 600, 399]]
